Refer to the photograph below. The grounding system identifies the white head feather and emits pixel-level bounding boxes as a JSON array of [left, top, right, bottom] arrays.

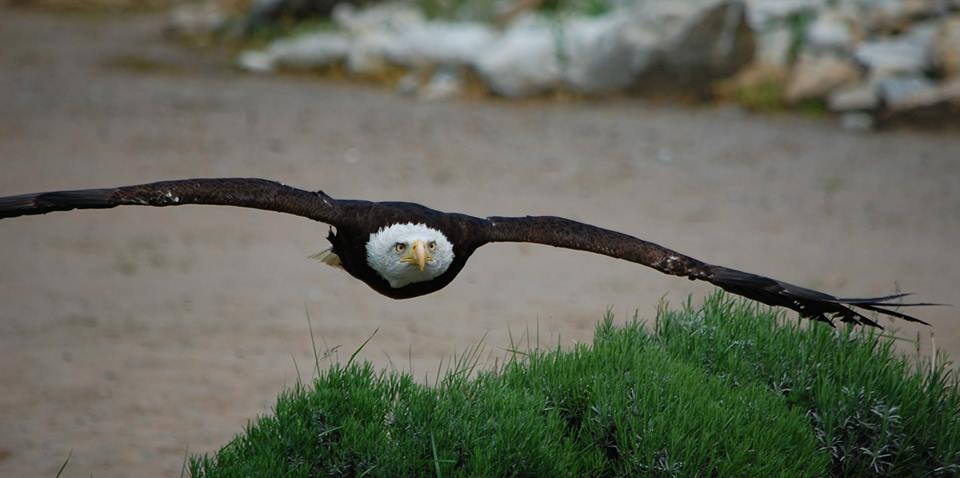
[[366, 223, 455, 288]]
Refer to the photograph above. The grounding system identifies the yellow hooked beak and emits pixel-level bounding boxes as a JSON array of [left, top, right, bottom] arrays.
[[401, 239, 431, 272]]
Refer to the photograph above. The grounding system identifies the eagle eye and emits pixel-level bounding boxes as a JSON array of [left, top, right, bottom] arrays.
[[428, 241, 437, 252], [394, 243, 406, 253]]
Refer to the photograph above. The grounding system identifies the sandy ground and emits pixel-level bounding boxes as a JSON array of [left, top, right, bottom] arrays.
[[0, 7, 958, 477]]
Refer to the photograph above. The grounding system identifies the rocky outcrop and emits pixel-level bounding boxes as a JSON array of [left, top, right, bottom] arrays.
[[172, 0, 960, 127]]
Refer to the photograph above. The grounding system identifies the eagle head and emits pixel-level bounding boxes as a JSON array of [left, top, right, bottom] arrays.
[[365, 223, 455, 288]]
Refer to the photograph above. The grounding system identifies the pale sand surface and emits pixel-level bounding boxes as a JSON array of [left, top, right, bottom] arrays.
[[0, 8, 958, 477]]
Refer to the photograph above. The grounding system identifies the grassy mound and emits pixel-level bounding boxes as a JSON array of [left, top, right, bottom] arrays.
[[190, 293, 960, 477]]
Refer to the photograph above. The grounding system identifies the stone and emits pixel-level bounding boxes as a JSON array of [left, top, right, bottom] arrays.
[[472, 15, 560, 97], [238, 31, 350, 72], [331, 3, 425, 75], [744, 0, 824, 29], [419, 67, 464, 101], [934, 16, 960, 78], [828, 83, 879, 111], [237, 51, 274, 73], [346, 30, 395, 75], [754, 25, 792, 67], [395, 71, 422, 95], [381, 22, 496, 68], [879, 79, 960, 127], [806, 9, 856, 53], [167, 1, 227, 37], [857, 0, 948, 32], [840, 112, 875, 131], [784, 52, 859, 102], [561, 13, 638, 93], [627, 0, 755, 92], [883, 77, 959, 111], [876, 75, 936, 108], [332, 3, 424, 34], [854, 21, 937, 75], [652, 1, 755, 84]]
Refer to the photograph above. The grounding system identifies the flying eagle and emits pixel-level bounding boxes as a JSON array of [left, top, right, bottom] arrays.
[[0, 178, 932, 327]]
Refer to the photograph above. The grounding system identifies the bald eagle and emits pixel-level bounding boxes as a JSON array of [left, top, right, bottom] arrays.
[[0, 178, 933, 327]]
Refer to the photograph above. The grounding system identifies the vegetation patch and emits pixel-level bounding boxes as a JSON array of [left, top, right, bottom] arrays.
[[189, 293, 960, 477]]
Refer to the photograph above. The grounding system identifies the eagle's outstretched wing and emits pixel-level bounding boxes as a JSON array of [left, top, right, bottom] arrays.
[[0, 178, 344, 224], [484, 215, 933, 327]]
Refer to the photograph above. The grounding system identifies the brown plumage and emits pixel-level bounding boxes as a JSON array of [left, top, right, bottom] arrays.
[[0, 177, 934, 327]]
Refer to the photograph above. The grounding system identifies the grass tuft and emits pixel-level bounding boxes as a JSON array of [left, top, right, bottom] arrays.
[[189, 292, 960, 477]]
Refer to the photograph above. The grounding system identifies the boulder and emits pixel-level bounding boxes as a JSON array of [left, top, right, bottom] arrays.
[[754, 25, 793, 67], [840, 112, 875, 131], [784, 52, 859, 102], [380, 22, 496, 68], [472, 15, 561, 97], [332, 3, 424, 34], [854, 21, 937, 75], [167, 1, 227, 37], [332, 3, 425, 74], [238, 31, 351, 72], [561, 14, 638, 93], [631, 0, 755, 92], [934, 16, 960, 78], [828, 83, 879, 111], [856, 0, 949, 32], [744, 0, 824, 29], [419, 66, 464, 101], [879, 79, 960, 127], [876, 75, 937, 108], [806, 9, 856, 53]]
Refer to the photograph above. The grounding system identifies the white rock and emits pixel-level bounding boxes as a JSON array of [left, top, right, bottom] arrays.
[[828, 83, 879, 111], [754, 25, 792, 67], [882, 79, 960, 123], [640, 0, 755, 85], [785, 52, 859, 102], [855, 26, 935, 75], [840, 112, 875, 131], [857, 0, 947, 32], [237, 32, 351, 72], [168, 1, 226, 36], [396, 71, 422, 95], [333, 3, 424, 34], [561, 14, 637, 93], [806, 10, 855, 52], [419, 67, 464, 101], [237, 51, 275, 73], [934, 16, 960, 78], [744, 0, 824, 29], [473, 16, 561, 97], [278, 32, 350, 70], [382, 22, 496, 68], [332, 3, 426, 74], [876, 75, 937, 108], [347, 30, 395, 74]]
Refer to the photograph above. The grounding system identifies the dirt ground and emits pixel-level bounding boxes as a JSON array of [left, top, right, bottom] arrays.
[[0, 7, 958, 477]]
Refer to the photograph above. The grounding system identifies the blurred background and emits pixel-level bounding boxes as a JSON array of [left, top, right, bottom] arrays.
[[0, 0, 958, 475]]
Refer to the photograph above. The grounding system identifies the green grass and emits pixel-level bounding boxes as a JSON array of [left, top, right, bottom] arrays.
[[189, 293, 960, 477]]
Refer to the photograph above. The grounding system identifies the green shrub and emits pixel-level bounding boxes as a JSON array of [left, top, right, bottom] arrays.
[[653, 293, 960, 476], [191, 302, 829, 476], [190, 294, 960, 477]]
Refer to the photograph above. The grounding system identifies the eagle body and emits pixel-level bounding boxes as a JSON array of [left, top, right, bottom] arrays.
[[323, 200, 487, 299], [0, 178, 936, 327]]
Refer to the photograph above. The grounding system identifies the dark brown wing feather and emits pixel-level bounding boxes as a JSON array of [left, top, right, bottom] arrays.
[[483, 215, 931, 327], [0, 178, 343, 224]]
